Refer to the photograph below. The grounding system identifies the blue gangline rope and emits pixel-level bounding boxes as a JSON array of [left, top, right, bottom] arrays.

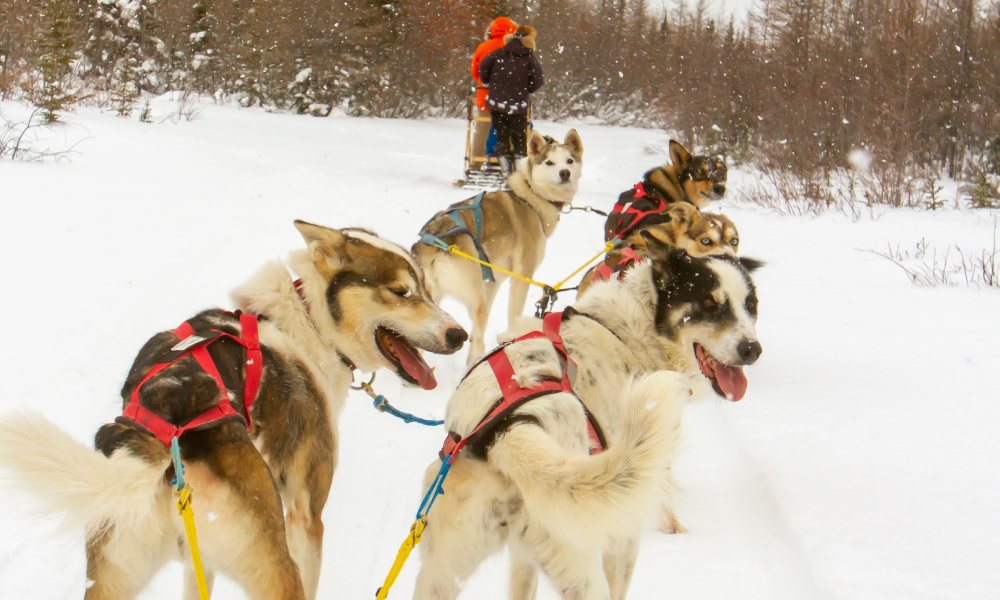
[[372, 395, 445, 427]]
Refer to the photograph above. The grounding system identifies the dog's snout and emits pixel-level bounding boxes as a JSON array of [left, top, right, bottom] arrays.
[[445, 327, 469, 349], [559, 169, 571, 182], [737, 339, 762, 364], [713, 184, 726, 196]]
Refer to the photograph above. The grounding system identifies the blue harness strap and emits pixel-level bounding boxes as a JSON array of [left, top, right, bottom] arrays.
[[420, 192, 495, 282]]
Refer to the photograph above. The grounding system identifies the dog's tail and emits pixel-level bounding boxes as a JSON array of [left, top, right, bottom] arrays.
[[0, 413, 169, 536], [487, 371, 686, 541]]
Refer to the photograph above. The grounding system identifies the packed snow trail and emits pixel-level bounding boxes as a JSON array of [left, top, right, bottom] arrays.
[[0, 97, 997, 599]]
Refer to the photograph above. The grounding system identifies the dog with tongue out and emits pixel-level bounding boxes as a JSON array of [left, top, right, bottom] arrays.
[[637, 241, 764, 533], [633, 234, 763, 403]]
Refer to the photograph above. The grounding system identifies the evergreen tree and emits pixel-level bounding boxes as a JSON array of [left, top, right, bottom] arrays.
[[188, 1, 219, 93], [968, 172, 999, 209], [84, 0, 156, 115], [34, 0, 79, 123]]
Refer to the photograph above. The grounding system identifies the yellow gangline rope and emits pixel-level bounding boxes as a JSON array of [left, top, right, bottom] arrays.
[[445, 240, 614, 293], [170, 437, 210, 600], [551, 241, 615, 290], [177, 487, 210, 600], [375, 518, 427, 600]]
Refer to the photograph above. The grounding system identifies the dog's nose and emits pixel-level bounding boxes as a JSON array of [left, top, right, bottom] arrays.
[[559, 169, 571, 182], [737, 339, 762, 364], [713, 184, 726, 196], [445, 327, 468, 349]]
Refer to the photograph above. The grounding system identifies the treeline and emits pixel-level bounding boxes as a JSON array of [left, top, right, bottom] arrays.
[[1, 0, 998, 193]]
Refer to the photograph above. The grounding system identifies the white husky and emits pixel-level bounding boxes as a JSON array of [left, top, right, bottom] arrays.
[[413, 246, 764, 599]]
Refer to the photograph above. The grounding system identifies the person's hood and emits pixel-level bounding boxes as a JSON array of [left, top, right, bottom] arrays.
[[504, 25, 537, 51], [488, 17, 517, 39]]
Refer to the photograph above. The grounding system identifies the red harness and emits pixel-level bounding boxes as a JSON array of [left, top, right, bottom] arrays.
[[606, 182, 668, 242], [439, 310, 606, 462], [119, 312, 263, 447], [592, 246, 641, 283]]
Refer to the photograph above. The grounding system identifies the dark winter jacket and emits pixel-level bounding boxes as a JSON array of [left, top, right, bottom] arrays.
[[478, 26, 543, 116], [472, 17, 518, 111]]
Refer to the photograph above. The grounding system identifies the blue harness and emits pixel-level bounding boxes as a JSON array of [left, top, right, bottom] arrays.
[[419, 192, 495, 282]]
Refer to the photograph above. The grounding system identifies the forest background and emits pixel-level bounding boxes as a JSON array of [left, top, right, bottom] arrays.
[[2, 0, 998, 207]]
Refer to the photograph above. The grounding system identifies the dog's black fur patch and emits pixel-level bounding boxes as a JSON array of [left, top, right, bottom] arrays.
[[649, 248, 759, 338], [326, 271, 370, 322]]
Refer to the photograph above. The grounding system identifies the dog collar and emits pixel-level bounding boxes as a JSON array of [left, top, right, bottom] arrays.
[[339, 353, 357, 372]]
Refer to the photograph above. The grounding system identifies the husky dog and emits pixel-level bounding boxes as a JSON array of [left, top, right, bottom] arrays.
[[578, 203, 741, 294], [0, 221, 466, 600], [413, 247, 763, 599], [604, 139, 728, 242], [414, 129, 584, 363]]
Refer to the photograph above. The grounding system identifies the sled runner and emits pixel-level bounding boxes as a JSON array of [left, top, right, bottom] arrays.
[[455, 92, 506, 191]]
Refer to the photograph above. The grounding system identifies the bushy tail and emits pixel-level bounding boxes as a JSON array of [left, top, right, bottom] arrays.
[[0, 413, 169, 536], [487, 371, 686, 541]]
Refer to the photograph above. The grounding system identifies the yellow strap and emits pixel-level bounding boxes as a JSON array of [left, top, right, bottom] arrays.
[[447, 246, 550, 289], [446, 242, 613, 293], [375, 519, 427, 600], [177, 487, 211, 600], [552, 241, 615, 291]]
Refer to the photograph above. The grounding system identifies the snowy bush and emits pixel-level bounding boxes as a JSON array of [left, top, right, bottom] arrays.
[[864, 223, 999, 289]]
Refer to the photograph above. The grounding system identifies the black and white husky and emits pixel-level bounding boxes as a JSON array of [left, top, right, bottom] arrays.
[[413, 246, 764, 599]]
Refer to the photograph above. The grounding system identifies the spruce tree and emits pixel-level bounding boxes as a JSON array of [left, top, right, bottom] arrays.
[[34, 0, 79, 123], [188, 2, 219, 94]]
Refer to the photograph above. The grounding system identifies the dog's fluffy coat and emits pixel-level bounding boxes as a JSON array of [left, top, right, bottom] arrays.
[[0, 222, 465, 600], [414, 249, 763, 599], [414, 129, 584, 363]]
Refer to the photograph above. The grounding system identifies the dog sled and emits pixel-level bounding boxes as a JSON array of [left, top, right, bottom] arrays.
[[454, 91, 533, 192], [454, 92, 505, 191]]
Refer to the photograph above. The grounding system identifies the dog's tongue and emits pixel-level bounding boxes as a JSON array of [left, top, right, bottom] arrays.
[[386, 331, 437, 390], [714, 362, 748, 402]]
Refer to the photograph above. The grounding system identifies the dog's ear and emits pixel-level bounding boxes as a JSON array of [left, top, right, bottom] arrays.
[[650, 245, 697, 290], [294, 220, 350, 275], [649, 257, 671, 292], [738, 256, 765, 272], [666, 202, 696, 225], [669, 139, 692, 168], [563, 128, 583, 157], [527, 130, 547, 158]]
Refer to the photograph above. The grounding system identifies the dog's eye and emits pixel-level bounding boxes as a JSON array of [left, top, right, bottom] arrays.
[[730, 238, 739, 246], [745, 296, 758, 313], [545, 160, 555, 166], [390, 287, 412, 299], [700, 237, 712, 246], [567, 158, 574, 164]]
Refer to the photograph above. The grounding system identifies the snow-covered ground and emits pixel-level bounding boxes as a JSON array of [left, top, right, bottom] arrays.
[[1, 97, 998, 599]]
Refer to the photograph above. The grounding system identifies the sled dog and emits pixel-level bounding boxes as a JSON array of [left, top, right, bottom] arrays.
[[414, 129, 584, 363], [604, 139, 728, 241], [579, 204, 741, 294], [413, 246, 763, 600], [0, 221, 466, 600]]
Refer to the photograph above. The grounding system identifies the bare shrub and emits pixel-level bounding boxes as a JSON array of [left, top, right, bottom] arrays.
[[1, 107, 45, 160], [1, 106, 83, 162], [737, 166, 877, 220], [159, 91, 202, 123], [862, 221, 999, 288]]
